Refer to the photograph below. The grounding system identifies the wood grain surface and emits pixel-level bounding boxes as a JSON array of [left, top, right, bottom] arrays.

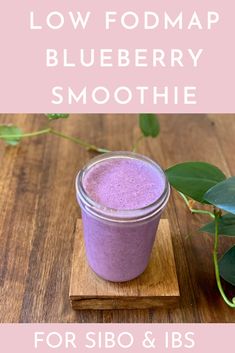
[[70, 219, 180, 310], [0, 114, 235, 323]]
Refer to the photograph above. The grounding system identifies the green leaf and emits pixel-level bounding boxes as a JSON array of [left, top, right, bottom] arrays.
[[204, 177, 235, 214], [219, 245, 235, 286], [46, 114, 70, 120], [0, 125, 22, 146], [200, 213, 235, 237], [139, 114, 160, 137], [165, 162, 226, 203]]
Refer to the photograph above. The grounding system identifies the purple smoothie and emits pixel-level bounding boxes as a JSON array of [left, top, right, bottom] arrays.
[[76, 152, 170, 282]]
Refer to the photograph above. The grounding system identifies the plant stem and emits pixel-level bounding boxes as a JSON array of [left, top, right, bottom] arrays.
[[213, 214, 235, 308], [189, 209, 216, 218], [132, 135, 145, 152], [50, 129, 110, 153], [1, 128, 51, 139], [178, 191, 190, 207], [0, 128, 110, 154], [178, 191, 235, 308], [178, 192, 215, 219]]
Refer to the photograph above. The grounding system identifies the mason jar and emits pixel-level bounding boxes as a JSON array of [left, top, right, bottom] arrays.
[[75, 151, 170, 282]]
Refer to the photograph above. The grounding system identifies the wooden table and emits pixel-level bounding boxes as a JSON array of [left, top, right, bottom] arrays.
[[0, 114, 235, 323]]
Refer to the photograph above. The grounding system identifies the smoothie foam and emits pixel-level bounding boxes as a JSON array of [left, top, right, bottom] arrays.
[[83, 158, 165, 210]]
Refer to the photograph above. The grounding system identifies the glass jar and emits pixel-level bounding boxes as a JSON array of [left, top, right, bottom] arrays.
[[75, 151, 170, 282]]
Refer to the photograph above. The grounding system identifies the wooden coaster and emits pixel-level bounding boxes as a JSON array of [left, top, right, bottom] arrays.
[[69, 219, 180, 310]]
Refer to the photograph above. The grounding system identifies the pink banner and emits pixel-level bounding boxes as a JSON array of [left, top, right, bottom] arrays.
[[0, 0, 234, 113], [0, 324, 234, 353]]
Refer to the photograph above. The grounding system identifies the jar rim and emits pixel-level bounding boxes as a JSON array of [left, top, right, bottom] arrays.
[[76, 151, 170, 223]]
